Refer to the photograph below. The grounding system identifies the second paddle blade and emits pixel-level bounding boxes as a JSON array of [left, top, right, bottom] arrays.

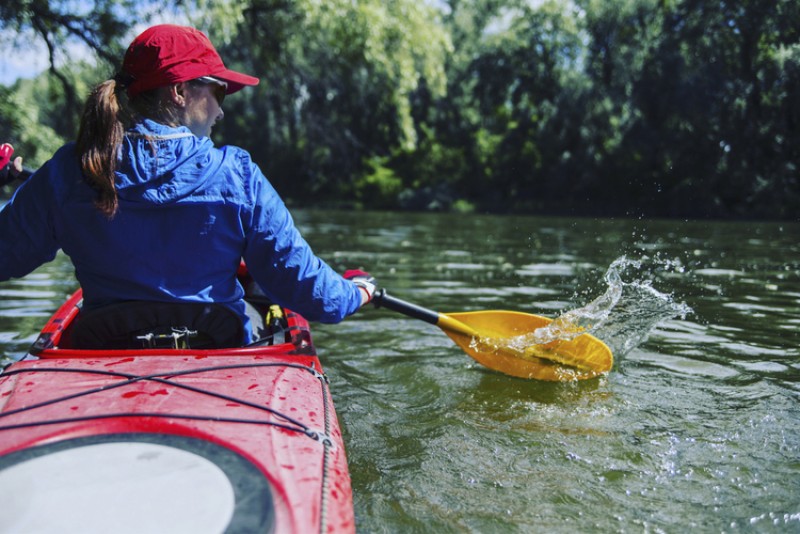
[[443, 310, 613, 381]]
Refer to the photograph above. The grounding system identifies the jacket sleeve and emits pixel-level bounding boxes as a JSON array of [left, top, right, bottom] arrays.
[[241, 163, 362, 323], [0, 160, 60, 281]]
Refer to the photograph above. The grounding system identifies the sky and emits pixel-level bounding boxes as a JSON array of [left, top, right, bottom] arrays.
[[0, 11, 186, 86], [0, 26, 114, 86], [0, 39, 51, 85]]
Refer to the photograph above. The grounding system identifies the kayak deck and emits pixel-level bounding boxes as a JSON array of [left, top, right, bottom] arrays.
[[0, 288, 355, 533]]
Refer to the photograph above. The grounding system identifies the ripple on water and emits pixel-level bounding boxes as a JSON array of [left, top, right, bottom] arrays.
[[693, 268, 745, 277], [630, 350, 739, 379]]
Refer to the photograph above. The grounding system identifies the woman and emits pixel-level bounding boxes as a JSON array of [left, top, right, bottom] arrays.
[[0, 25, 375, 345]]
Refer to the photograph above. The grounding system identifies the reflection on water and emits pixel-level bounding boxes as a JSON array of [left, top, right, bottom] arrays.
[[0, 254, 77, 366], [2, 210, 799, 532]]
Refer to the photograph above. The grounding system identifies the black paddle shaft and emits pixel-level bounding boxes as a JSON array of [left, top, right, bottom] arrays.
[[371, 289, 440, 326]]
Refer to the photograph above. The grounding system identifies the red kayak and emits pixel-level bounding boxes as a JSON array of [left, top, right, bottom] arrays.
[[0, 277, 355, 533]]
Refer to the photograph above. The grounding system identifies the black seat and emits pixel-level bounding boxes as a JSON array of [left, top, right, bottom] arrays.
[[68, 301, 245, 350]]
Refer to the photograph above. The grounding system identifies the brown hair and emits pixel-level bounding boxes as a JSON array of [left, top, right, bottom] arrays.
[[75, 78, 182, 218]]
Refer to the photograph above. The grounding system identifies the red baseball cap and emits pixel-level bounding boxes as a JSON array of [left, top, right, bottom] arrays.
[[122, 25, 259, 98]]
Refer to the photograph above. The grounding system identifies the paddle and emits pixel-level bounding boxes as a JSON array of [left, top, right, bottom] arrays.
[[371, 289, 613, 381]]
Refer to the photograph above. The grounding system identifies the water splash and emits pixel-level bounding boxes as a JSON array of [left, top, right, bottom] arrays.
[[509, 256, 692, 359]]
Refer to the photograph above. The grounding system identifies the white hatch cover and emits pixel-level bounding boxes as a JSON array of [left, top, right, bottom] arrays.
[[0, 434, 275, 534]]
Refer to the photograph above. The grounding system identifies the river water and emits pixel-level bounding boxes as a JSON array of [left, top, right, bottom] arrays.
[[1, 209, 798, 532]]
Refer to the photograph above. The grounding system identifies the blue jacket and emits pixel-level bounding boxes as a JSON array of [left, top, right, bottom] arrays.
[[0, 120, 362, 341]]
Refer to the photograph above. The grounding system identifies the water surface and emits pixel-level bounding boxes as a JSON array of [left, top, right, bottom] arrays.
[[2, 210, 798, 532]]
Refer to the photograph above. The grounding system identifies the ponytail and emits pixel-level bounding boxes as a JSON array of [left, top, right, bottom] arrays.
[[76, 79, 129, 218]]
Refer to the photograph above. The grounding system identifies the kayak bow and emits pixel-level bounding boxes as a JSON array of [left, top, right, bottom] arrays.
[[0, 280, 355, 534]]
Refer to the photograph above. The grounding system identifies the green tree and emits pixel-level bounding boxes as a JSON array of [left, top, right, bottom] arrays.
[[619, 0, 800, 217], [0, 0, 189, 157], [1, 0, 798, 218], [201, 0, 452, 206], [422, 0, 592, 212]]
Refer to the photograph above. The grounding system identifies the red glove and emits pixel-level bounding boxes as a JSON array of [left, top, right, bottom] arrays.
[[344, 269, 377, 304], [0, 144, 14, 187], [0, 144, 12, 169]]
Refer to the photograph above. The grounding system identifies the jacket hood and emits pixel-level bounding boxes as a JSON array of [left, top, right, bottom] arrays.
[[115, 119, 219, 204]]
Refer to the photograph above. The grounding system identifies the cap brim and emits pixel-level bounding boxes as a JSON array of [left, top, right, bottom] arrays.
[[212, 69, 260, 94]]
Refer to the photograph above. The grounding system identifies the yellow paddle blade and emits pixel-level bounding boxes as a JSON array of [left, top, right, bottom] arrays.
[[440, 310, 613, 381]]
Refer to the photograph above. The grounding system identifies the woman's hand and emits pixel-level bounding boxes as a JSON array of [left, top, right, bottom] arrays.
[[344, 269, 377, 306]]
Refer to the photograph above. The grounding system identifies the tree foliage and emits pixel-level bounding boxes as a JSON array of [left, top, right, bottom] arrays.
[[202, 0, 451, 204], [1, 0, 798, 219]]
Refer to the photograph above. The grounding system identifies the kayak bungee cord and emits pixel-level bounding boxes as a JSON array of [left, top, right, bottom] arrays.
[[0, 362, 319, 422], [0, 361, 333, 444], [0, 412, 316, 437], [318, 362, 335, 534]]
